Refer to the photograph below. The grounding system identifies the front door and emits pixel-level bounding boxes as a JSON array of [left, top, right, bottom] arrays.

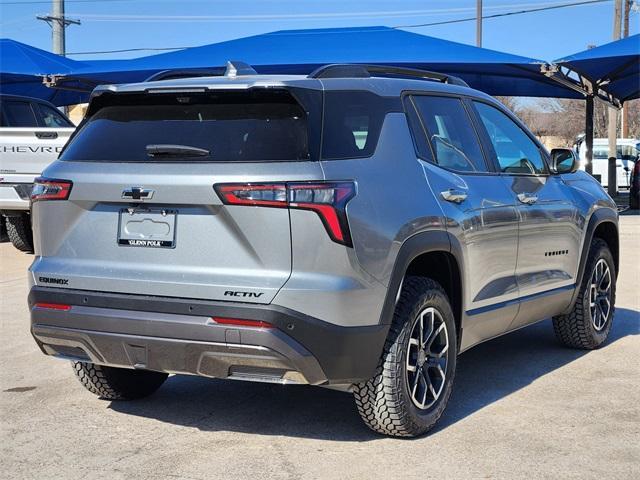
[[471, 100, 581, 330], [404, 94, 520, 350]]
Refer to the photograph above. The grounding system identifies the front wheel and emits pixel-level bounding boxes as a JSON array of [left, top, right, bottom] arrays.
[[353, 277, 457, 437], [553, 238, 616, 349]]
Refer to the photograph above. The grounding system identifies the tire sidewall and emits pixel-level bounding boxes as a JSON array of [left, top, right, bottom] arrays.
[[396, 288, 457, 430], [580, 242, 616, 345]]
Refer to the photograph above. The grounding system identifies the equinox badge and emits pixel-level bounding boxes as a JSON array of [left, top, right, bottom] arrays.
[[122, 187, 154, 201]]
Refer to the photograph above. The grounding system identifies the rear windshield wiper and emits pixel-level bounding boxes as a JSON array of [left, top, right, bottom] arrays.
[[146, 144, 210, 158]]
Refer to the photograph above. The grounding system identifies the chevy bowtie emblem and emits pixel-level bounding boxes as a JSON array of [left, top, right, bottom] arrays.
[[122, 187, 154, 201]]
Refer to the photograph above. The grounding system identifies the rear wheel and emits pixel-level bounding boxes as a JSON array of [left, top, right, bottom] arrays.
[[5, 213, 33, 253], [72, 362, 168, 400], [553, 238, 616, 349], [353, 277, 457, 437]]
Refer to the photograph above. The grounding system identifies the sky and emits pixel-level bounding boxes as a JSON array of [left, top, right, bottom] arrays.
[[0, 0, 638, 62]]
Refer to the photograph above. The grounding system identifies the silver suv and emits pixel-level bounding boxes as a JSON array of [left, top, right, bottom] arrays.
[[28, 63, 619, 437]]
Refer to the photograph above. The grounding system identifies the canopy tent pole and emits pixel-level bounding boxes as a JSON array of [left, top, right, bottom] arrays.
[[585, 95, 594, 175], [607, 0, 623, 197]]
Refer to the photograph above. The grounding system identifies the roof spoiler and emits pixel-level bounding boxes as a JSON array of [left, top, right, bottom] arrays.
[[308, 64, 469, 87], [144, 61, 258, 82]]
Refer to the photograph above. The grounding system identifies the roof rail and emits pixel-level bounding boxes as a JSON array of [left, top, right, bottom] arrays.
[[308, 64, 469, 87]]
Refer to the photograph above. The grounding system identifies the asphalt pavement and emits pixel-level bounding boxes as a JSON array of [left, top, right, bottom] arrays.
[[1, 215, 638, 480]]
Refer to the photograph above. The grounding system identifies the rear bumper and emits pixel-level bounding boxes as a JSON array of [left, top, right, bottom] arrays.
[[29, 287, 389, 385], [0, 183, 31, 211]]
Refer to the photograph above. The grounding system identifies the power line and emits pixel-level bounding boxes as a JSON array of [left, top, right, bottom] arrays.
[[1, 0, 126, 4], [395, 0, 611, 28], [68, 46, 187, 55]]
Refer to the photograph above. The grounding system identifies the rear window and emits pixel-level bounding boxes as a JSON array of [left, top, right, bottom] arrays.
[[61, 91, 311, 162]]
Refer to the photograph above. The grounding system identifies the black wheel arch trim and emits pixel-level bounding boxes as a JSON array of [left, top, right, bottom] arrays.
[[377, 230, 464, 331], [562, 207, 618, 315]]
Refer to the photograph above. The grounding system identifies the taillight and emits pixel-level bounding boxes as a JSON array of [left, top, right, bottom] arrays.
[[31, 177, 72, 202], [211, 317, 273, 328], [214, 181, 356, 246]]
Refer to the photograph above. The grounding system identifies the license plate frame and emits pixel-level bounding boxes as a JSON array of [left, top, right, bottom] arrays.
[[117, 208, 177, 249]]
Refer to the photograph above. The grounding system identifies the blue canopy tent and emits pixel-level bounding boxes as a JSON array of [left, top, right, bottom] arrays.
[[52, 26, 582, 102], [551, 34, 640, 178], [0, 38, 89, 105], [554, 34, 639, 105]]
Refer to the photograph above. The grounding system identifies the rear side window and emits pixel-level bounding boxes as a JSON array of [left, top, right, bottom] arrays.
[[2, 101, 38, 127], [474, 101, 547, 175], [406, 95, 486, 172], [321, 91, 396, 160], [37, 103, 73, 128], [62, 91, 311, 162]]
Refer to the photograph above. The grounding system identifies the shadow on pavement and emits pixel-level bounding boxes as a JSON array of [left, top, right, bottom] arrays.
[[108, 308, 639, 441]]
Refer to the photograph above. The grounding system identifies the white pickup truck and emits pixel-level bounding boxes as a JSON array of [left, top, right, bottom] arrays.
[[0, 94, 75, 252]]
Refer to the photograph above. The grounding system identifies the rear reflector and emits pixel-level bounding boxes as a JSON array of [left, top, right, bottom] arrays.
[[214, 181, 356, 246], [34, 303, 72, 311], [31, 177, 73, 202], [211, 317, 273, 328]]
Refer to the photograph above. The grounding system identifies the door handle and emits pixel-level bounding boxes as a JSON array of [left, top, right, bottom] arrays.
[[517, 192, 538, 205], [441, 189, 468, 204], [35, 131, 58, 139]]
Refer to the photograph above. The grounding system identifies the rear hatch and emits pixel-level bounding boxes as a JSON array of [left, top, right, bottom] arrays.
[[30, 86, 323, 304]]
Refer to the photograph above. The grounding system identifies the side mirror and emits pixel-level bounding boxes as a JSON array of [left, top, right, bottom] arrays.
[[550, 148, 578, 174]]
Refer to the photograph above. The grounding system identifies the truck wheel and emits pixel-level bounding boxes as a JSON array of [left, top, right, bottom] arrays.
[[353, 277, 457, 437], [5, 213, 33, 253], [553, 238, 616, 349], [0, 217, 7, 243], [72, 362, 168, 400]]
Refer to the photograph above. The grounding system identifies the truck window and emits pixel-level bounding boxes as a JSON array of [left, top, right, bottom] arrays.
[[37, 103, 73, 128], [2, 101, 38, 127]]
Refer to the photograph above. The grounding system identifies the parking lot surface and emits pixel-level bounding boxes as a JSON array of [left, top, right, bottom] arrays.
[[1, 216, 638, 480]]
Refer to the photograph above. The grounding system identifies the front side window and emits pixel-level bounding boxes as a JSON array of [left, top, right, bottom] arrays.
[[38, 104, 73, 128], [2, 101, 38, 127], [408, 95, 487, 172], [474, 101, 547, 174]]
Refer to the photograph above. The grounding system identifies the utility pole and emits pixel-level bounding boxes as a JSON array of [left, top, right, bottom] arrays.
[[607, 0, 622, 198], [476, 0, 483, 47], [621, 0, 631, 138], [37, 0, 80, 57]]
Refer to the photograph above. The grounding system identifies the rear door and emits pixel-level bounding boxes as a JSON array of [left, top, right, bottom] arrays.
[[404, 94, 520, 350], [31, 88, 323, 304]]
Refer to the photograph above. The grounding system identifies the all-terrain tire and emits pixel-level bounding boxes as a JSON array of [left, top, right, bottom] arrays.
[[72, 362, 168, 400], [0, 217, 8, 243], [353, 277, 457, 437], [5, 213, 33, 253], [552, 238, 616, 349]]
